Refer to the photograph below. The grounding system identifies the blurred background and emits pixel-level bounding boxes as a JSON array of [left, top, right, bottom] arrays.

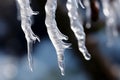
[[0, 0, 120, 80]]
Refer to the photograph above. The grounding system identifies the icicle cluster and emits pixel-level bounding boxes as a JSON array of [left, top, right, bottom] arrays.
[[16, 0, 91, 75], [66, 0, 91, 60], [16, 0, 40, 71], [102, 0, 119, 46]]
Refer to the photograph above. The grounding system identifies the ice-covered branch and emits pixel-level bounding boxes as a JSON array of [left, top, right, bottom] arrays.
[[16, 0, 40, 71], [66, 0, 91, 60], [45, 0, 70, 75]]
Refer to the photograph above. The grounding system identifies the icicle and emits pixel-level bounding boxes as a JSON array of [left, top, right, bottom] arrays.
[[66, 0, 91, 60], [83, 0, 91, 28], [16, 0, 40, 71], [102, 0, 118, 46], [45, 0, 70, 76]]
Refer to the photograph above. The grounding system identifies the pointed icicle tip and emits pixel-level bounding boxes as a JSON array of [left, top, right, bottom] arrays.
[[79, 0, 85, 9], [61, 68, 65, 76], [58, 60, 65, 76], [83, 53, 91, 60], [29, 65, 33, 72]]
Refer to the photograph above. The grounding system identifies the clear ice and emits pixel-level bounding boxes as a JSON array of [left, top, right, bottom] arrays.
[[45, 0, 70, 75], [16, 0, 40, 71], [66, 0, 91, 60]]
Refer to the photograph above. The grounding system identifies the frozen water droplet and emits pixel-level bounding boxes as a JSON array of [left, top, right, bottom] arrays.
[[83, 52, 91, 60]]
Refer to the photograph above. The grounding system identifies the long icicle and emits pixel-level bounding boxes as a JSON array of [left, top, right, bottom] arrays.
[[45, 0, 71, 76], [16, 0, 40, 71], [66, 0, 91, 60]]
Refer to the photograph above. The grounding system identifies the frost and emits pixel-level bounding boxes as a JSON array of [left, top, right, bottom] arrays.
[[16, 0, 40, 71], [66, 0, 91, 60], [45, 0, 70, 75], [102, 0, 119, 46]]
